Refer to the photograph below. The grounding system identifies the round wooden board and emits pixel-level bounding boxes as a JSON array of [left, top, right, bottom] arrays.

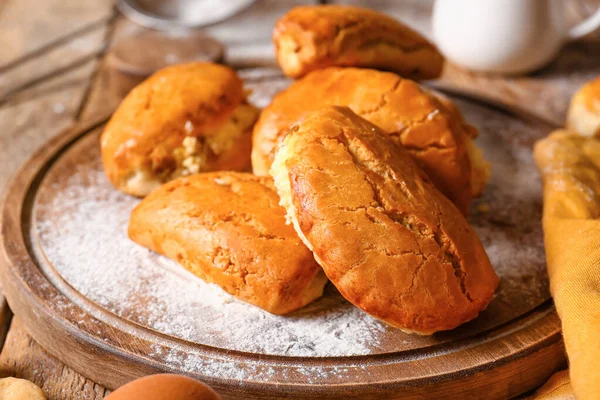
[[0, 69, 565, 399]]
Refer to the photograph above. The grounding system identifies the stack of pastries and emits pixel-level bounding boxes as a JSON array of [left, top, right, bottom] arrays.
[[102, 5, 499, 335]]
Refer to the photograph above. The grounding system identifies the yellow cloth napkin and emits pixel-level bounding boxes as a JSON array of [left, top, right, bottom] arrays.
[[529, 370, 574, 399], [531, 130, 600, 400]]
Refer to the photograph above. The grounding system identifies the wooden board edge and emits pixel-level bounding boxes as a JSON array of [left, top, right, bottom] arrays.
[[0, 91, 566, 399]]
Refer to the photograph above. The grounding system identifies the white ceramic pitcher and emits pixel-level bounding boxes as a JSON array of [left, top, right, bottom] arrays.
[[432, 0, 600, 74]]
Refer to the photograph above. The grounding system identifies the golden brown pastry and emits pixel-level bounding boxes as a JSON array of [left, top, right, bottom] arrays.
[[271, 106, 498, 334], [105, 374, 221, 400], [274, 5, 444, 80], [534, 129, 600, 219], [128, 172, 327, 315], [566, 77, 600, 138], [431, 90, 490, 197], [0, 378, 46, 400], [252, 67, 488, 214], [101, 62, 260, 197]]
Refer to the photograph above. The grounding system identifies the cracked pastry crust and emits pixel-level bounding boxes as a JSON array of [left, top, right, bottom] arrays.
[[566, 77, 600, 138], [534, 130, 600, 219], [273, 5, 444, 79], [431, 90, 490, 197], [101, 62, 260, 197], [252, 67, 487, 215], [270, 107, 498, 334], [128, 172, 328, 315]]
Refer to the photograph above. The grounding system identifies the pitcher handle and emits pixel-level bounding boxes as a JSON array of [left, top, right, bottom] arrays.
[[568, 7, 600, 40]]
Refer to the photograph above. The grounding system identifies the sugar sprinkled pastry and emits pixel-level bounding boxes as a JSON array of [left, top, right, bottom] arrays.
[[101, 62, 259, 197], [566, 77, 600, 138], [271, 106, 498, 334], [253, 67, 489, 215], [128, 172, 327, 314], [105, 374, 221, 400], [273, 5, 444, 80]]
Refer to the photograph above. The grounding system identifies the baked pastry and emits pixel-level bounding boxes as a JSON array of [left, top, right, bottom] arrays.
[[105, 374, 221, 400], [566, 77, 600, 138], [0, 378, 46, 400], [128, 172, 327, 314], [274, 5, 444, 80], [101, 62, 260, 197], [431, 90, 490, 197], [252, 67, 489, 214], [534, 130, 600, 219], [271, 106, 498, 334]]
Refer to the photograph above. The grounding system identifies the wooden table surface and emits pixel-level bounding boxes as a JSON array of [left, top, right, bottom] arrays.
[[0, 0, 598, 398]]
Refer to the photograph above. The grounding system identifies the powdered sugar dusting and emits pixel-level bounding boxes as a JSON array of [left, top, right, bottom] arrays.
[[34, 161, 388, 357], [147, 343, 371, 384], [31, 87, 551, 365]]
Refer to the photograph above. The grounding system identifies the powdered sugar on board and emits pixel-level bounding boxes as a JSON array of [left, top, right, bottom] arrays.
[[32, 84, 550, 360], [34, 162, 388, 357]]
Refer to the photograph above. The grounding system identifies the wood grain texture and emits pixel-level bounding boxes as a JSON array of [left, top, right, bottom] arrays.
[[0, 318, 109, 400], [0, 69, 93, 190], [0, 1, 111, 103], [0, 0, 111, 64], [0, 0, 114, 190], [0, 1, 114, 398]]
